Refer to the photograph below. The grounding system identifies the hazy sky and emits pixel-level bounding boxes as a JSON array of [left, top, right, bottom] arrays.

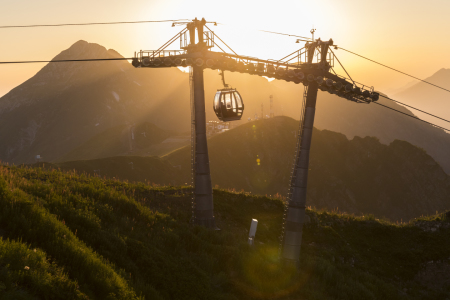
[[1, 0, 449, 97]]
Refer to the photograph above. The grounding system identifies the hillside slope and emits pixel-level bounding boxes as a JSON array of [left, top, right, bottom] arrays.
[[0, 165, 449, 299], [166, 117, 450, 221], [57, 122, 183, 162]]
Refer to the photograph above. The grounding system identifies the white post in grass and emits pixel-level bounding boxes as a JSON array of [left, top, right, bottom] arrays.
[[248, 219, 258, 245]]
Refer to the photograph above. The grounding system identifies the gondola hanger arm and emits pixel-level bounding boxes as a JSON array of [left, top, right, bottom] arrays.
[[220, 70, 229, 88]]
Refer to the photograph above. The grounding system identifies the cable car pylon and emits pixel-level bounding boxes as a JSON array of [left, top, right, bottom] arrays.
[[187, 18, 216, 228], [281, 40, 329, 267], [131, 18, 379, 264]]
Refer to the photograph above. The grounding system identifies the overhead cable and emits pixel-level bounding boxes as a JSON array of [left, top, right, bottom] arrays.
[[0, 58, 132, 64], [218, 22, 312, 41], [258, 30, 311, 40], [373, 102, 450, 132], [338, 47, 450, 94], [381, 95, 450, 125], [0, 19, 190, 29]]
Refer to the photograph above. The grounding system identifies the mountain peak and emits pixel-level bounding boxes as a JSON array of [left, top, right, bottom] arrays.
[[71, 40, 89, 47], [53, 40, 117, 61], [433, 68, 450, 77], [106, 48, 125, 59]]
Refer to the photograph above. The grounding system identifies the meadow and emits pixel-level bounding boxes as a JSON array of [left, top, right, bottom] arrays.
[[0, 164, 449, 299]]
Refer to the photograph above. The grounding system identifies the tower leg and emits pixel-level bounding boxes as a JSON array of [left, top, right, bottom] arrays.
[[191, 65, 215, 228], [282, 82, 319, 265]]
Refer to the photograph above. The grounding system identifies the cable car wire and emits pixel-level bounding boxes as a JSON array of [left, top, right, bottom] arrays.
[[0, 19, 190, 29], [373, 102, 450, 132], [0, 18, 313, 43], [381, 95, 450, 125], [258, 30, 312, 40], [216, 22, 312, 41], [0, 58, 132, 64], [338, 47, 450, 94]]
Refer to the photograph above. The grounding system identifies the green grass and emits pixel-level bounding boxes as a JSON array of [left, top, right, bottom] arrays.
[[0, 164, 449, 299], [0, 238, 88, 299]]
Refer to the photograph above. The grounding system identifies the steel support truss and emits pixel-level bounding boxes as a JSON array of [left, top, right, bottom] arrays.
[[131, 19, 379, 265]]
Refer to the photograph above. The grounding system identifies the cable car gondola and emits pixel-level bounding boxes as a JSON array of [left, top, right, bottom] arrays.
[[213, 71, 244, 121]]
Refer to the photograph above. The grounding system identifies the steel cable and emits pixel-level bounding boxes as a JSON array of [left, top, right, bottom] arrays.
[[0, 19, 191, 29], [338, 47, 450, 94], [373, 102, 450, 132]]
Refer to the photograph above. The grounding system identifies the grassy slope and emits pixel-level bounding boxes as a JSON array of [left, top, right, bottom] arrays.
[[0, 165, 449, 299]]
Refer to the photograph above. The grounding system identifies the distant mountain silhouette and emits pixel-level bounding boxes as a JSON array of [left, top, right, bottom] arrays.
[[395, 68, 450, 127], [1, 41, 450, 175], [0, 40, 189, 164]]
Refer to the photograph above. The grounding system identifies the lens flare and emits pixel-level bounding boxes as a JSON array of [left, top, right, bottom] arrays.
[[231, 245, 305, 298]]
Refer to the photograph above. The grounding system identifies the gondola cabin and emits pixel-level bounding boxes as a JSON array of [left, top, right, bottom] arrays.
[[213, 88, 244, 121]]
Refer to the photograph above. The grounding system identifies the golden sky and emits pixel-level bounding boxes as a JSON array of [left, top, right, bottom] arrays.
[[1, 0, 449, 97]]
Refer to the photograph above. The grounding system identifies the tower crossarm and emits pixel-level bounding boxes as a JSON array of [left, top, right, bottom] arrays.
[[132, 49, 377, 104]]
